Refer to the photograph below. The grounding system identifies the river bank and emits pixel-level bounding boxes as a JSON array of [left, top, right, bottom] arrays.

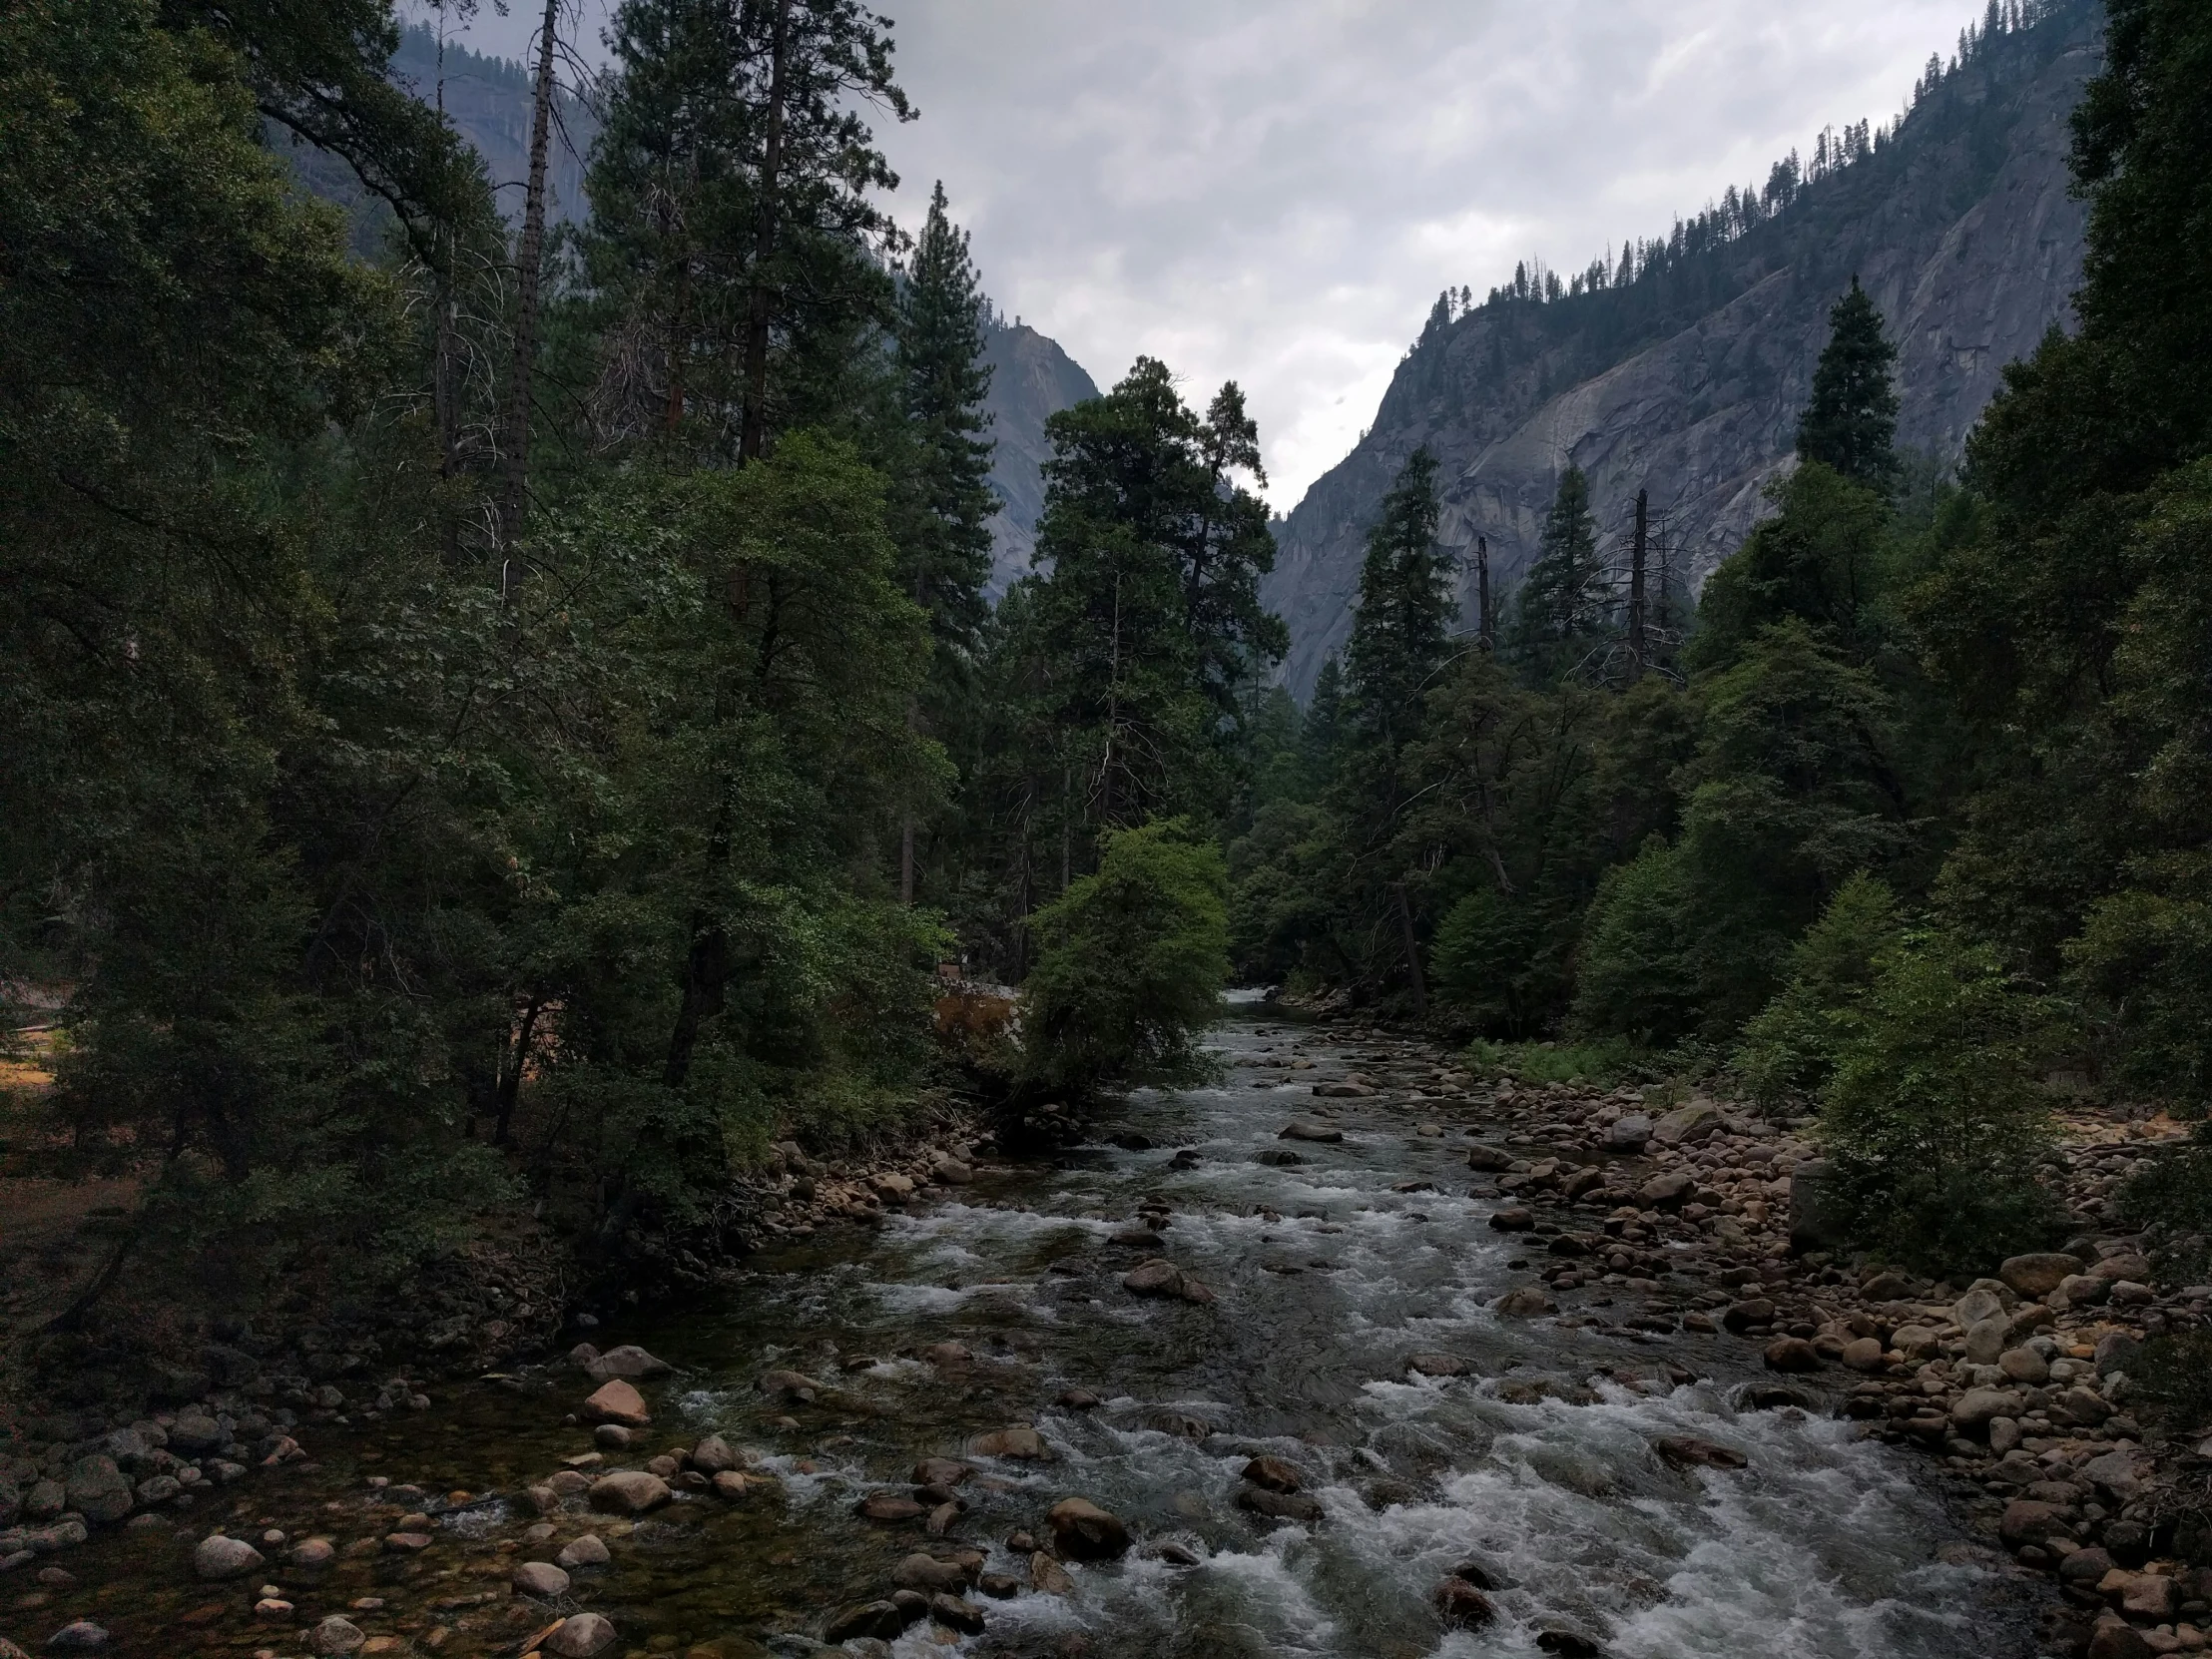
[[1, 1003, 2148, 1659]]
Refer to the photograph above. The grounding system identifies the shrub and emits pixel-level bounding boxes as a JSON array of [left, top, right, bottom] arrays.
[[1461, 1036, 1641, 1087], [1020, 818, 1229, 1095], [1431, 886, 1560, 1038], [1819, 931, 2065, 1272], [1571, 838, 1700, 1044], [1734, 872, 1905, 1104]]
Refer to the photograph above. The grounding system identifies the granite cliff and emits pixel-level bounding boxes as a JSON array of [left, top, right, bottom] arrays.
[[978, 317, 1101, 596], [1264, 0, 2101, 697]]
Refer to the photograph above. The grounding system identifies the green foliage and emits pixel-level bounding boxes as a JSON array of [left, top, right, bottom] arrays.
[[2117, 1133, 2212, 1285], [1734, 873, 1905, 1104], [1345, 448, 1454, 754], [1460, 1037, 1639, 1088], [1508, 464, 1612, 677], [1795, 277, 1901, 490], [1571, 839, 1700, 1044], [1689, 462, 1896, 673], [1020, 819, 1229, 1094], [1819, 933, 2064, 1272], [2127, 1330, 2212, 1439]]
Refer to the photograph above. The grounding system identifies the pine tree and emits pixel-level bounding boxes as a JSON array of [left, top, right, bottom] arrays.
[[894, 181, 995, 663], [1796, 277, 1901, 489], [1345, 449, 1454, 755], [1510, 464, 1610, 675]]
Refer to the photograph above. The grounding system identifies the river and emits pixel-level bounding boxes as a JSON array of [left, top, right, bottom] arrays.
[[18, 1005, 2040, 1659]]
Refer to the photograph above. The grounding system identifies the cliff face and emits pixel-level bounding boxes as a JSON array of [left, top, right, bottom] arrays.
[[979, 319, 1101, 596], [1264, 2, 2100, 698], [388, 26, 597, 228]]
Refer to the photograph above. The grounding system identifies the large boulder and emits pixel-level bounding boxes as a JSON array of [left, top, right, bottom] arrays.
[[1951, 1388, 2024, 1432], [578, 1380, 650, 1428], [1046, 1497, 1129, 1561], [1602, 1115, 1652, 1152], [62, 1457, 131, 1526], [587, 1470, 670, 1514], [309, 1617, 364, 1656], [1465, 1143, 1514, 1172], [583, 1346, 670, 1384], [1636, 1172, 1695, 1210], [544, 1613, 618, 1658], [1786, 1160, 1851, 1255], [1762, 1338, 1823, 1374], [689, 1434, 741, 1474], [1650, 1101, 1724, 1146], [513, 1560, 571, 1598], [1997, 1499, 2068, 1550], [1998, 1253, 2083, 1299], [193, 1533, 266, 1581]]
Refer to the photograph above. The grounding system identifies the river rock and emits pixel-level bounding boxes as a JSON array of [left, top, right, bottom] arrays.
[[1998, 1253, 2083, 1298], [2058, 1272, 2109, 1308], [688, 1434, 740, 1474], [2112, 1570, 2179, 1621], [1434, 1577, 1498, 1629], [758, 1369, 824, 1405], [893, 1552, 974, 1591], [1465, 1143, 1514, 1171], [2094, 1332, 2141, 1376], [1238, 1487, 1323, 1522], [1655, 1436, 1747, 1470], [168, 1413, 222, 1454], [2081, 1450, 2144, 1504], [1279, 1119, 1344, 1143], [913, 1457, 971, 1488], [825, 1602, 907, 1644], [1406, 1353, 1475, 1377], [58, 1458, 128, 1528], [1650, 1101, 1724, 1146], [1722, 1298, 1775, 1333], [22, 1479, 61, 1523], [931, 1159, 973, 1186], [1602, 1115, 1652, 1152], [1891, 1324, 1939, 1361], [194, 1534, 266, 1580], [1241, 1456, 1303, 1493], [1047, 1497, 1130, 1560], [1028, 1551, 1073, 1594], [1487, 1208, 1534, 1232], [584, 1345, 670, 1384], [555, 1533, 610, 1570], [2086, 1623, 2154, 1659], [508, 1559, 566, 1597], [1762, 1338, 1822, 1374], [1492, 1288, 1551, 1317], [1122, 1259, 1213, 1303], [587, 1471, 670, 1514], [288, 1537, 335, 1568], [2090, 1252, 2152, 1284], [1786, 1159, 1851, 1255], [1953, 1388, 2023, 1431], [544, 1612, 618, 1658], [968, 1427, 1049, 1461], [578, 1380, 650, 1428], [2059, 1547, 2114, 1586], [310, 1617, 365, 1656], [1637, 1171, 1694, 1209], [40, 1626, 105, 1653], [1840, 1338, 1886, 1372], [857, 1493, 929, 1523], [1952, 1284, 2012, 1328], [1998, 1346, 2050, 1385], [1963, 1317, 2012, 1366]]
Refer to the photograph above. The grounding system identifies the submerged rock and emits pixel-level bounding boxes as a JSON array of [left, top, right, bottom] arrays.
[[193, 1534, 265, 1581], [1278, 1119, 1344, 1143], [587, 1471, 670, 1514]]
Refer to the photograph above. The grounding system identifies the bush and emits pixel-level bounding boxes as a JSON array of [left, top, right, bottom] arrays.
[[1819, 931, 2065, 1272], [1461, 1036, 1641, 1087], [1571, 838, 1700, 1044], [2119, 1132, 2212, 1285], [1020, 818, 1229, 1096], [1431, 886, 1561, 1038], [1733, 872, 1904, 1104]]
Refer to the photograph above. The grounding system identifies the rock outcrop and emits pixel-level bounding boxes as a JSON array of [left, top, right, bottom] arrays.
[[1264, 1, 2101, 697]]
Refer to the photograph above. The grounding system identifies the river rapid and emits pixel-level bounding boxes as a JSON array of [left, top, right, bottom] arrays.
[[22, 1006, 2041, 1659]]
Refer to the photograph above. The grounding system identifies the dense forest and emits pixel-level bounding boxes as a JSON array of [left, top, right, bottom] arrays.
[[0, 0, 2207, 1349], [1235, 0, 2212, 1273]]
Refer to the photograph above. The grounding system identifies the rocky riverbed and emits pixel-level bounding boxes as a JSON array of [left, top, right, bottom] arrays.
[[1, 1004, 2203, 1658]]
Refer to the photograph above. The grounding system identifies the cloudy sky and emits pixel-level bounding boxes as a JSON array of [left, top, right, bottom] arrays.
[[431, 0, 1979, 509]]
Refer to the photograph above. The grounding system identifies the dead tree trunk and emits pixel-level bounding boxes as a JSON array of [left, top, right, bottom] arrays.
[[496, 0, 561, 565], [1627, 488, 1649, 679], [1392, 882, 1428, 1017], [1475, 533, 1492, 651]]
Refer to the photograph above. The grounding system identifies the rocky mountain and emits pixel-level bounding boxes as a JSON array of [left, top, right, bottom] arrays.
[[1264, 0, 2100, 698], [979, 317, 1101, 596], [389, 25, 597, 228]]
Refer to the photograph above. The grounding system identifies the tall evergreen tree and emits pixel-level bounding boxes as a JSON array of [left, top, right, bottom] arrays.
[[1796, 277, 1901, 490], [1344, 448, 1454, 755], [893, 181, 995, 664], [1510, 464, 1610, 673]]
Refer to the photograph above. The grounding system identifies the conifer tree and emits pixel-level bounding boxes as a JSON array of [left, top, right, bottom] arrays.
[[1344, 448, 1454, 756], [894, 181, 995, 663], [1796, 277, 1901, 490], [1510, 464, 1609, 674]]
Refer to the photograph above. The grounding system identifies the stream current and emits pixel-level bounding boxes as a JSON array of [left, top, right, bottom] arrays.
[[40, 1006, 2039, 1659]]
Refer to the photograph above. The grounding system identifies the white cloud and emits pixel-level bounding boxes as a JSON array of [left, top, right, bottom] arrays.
[[419, 0, 1982, 508]]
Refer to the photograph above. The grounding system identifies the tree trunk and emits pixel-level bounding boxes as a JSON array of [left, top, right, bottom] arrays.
[[496, 0, 561, 560], [1392, 881, 1428, 1017], [1627, 488, 1648, 679], [1475, 534, 1491, 651], [739, 0, 794, 463]]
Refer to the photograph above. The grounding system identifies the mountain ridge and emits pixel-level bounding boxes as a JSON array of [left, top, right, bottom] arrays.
[[1263, 0, 2101, 698]]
